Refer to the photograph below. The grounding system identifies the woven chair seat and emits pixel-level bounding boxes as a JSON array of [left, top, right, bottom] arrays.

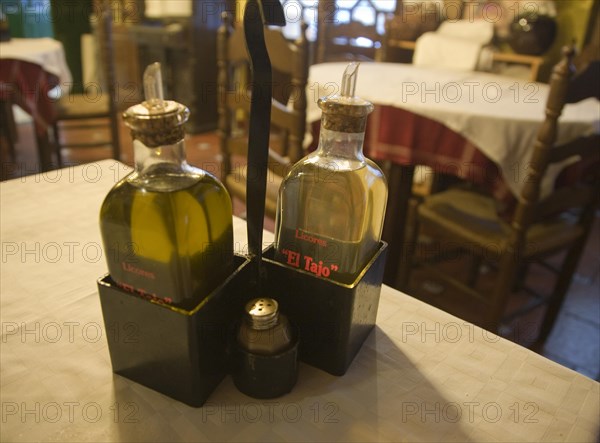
[[55, 94, 110, 120], [418, 187, 583, 258]]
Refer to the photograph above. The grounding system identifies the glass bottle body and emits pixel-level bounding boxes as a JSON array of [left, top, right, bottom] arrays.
[[100, 138, 234, 310], [274, 127, 387, 284]]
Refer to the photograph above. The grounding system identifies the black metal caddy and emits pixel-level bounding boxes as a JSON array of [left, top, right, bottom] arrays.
[[97, 0, 387, 407]]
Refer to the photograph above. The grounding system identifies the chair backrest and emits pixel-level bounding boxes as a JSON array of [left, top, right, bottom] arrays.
[[57, 0, 120, 160], [90, 0, 121, 160], [95, 0, 117, 113], [88, 20, 139, 109], [315, 1, 381, 64], [217, 12, 309, 179], [511, 46, 600, 243]]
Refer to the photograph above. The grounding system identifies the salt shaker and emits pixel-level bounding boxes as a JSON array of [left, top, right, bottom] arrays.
[[232, 297, 298, 398], [237, 298, 292, 355]]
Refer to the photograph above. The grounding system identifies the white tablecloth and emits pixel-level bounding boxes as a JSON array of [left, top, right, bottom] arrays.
[[308, 62, 600, 198], [1, 161, 598, 442], [0, 37, 72, 86]]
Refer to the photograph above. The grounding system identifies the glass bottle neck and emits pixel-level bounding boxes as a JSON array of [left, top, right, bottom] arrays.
[[133, 137, 189, 176], [316, 127, 366, 162]]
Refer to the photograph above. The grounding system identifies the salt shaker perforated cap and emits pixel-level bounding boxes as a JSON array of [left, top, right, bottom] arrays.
[[244, 298, 279, 330]]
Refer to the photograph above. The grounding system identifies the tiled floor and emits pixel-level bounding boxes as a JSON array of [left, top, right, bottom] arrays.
[[542, 222, 600, 379], [406, 220, 600, 380], [2, 115, 598, 380]]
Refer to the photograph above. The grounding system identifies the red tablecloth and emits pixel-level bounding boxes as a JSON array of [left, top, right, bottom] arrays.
[[366, 105, 512, 199], [311, 104, 515, 211], [367, 105, 528, 219], [0, 58, 59, 137], [312, 104, 598, 219]]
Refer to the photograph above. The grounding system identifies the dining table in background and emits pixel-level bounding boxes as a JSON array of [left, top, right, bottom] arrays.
[[0, 37, 73, 172], [1, 160, 599, 442], [0, 37, 72, 86], [307, 62, 600, 286]]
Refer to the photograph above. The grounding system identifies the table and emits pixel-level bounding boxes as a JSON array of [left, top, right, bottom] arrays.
[[0, 38, 72, 86], [1, 160, 598, 442], [308, 62, 599, 200], [0, 38, 72, 171], [307, 62, 600, 284]]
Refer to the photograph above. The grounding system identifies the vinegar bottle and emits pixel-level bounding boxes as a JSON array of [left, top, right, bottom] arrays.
[[274, 63, 387, 284], [99, 63, 234, 310]]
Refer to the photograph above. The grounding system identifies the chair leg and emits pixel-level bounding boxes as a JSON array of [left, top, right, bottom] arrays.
[[35, 130, 54, 172], [52, 123, 63, 168], [512, 263, 530, 292], [467, 256, 483, 287], [535, 229, 592, 346], [397, 198, 420, 292], [109, 115, 121, 161], [382, 164, 415, 285], [0, 100, 18, 161], [488, 250, 520, 332]]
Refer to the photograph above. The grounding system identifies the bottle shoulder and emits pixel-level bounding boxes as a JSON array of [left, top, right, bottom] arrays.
[[285, 152, 387, 182], [365, 158, 388, 186], [100, 168, 232, 214], [119, 164, 227, 194], [100, 173, 132, 203]]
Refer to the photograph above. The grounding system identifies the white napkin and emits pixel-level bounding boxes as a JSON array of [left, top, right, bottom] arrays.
[[413, 19, 495, 71], [414, 32, 483, 71]]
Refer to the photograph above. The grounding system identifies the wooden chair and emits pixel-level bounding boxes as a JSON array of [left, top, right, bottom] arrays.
[[398, 46, 600, 345], [217, 12, 309, 219], [315, 0, 381, 64], [0, 59, 60, 172], [52, 0, 120, 166]]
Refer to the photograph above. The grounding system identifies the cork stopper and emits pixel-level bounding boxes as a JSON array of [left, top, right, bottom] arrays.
[[123, 62, 190, 147], [318, 62, 374, 133]]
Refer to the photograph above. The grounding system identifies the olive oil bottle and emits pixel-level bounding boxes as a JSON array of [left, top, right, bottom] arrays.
[[100, 63, 233, 310], [274, 63, 387, 285]]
